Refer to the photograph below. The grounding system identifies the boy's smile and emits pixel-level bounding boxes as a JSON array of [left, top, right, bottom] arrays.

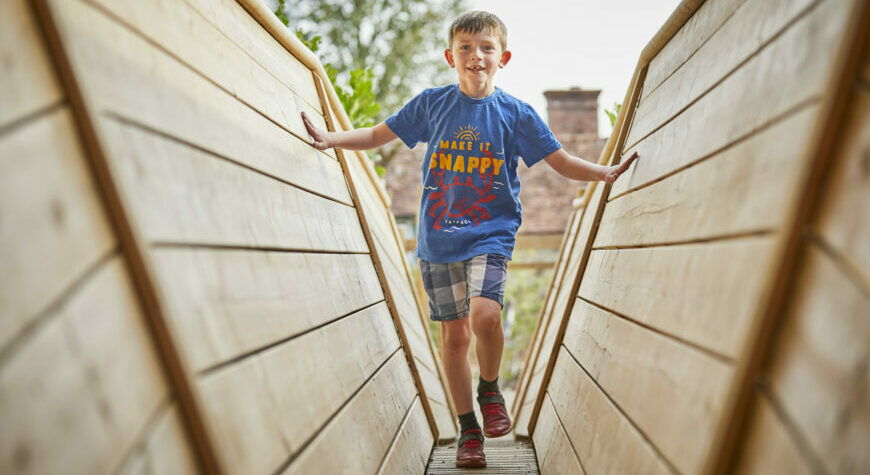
[[445, 30, 511, 99]]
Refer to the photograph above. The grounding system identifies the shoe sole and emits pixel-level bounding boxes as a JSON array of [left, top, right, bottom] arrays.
[[483, 424, 512, 438], [456, 460, 487, 468]]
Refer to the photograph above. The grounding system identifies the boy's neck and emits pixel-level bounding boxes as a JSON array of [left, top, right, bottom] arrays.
[[458, 81, 496, 99]]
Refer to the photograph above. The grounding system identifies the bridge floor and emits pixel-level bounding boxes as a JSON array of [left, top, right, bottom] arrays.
[[426, 436, 538, 474]]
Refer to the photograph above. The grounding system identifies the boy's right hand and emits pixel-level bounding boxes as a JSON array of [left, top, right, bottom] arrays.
[[301, 111, 332, 150]]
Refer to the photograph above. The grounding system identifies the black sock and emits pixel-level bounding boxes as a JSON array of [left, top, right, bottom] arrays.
[[477, 375, 500, 397], [458, 411, 480, 433]]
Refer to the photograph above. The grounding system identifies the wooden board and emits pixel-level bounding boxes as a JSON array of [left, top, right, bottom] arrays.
[[546, 348, 671, 474], [100, 120, 367, 251], [629, 0, 817, 148], [377, 397, 434, 475], [761, 245, 870, 473], [0, 109, 116, 352], [579, 236, 777, 359], [85, 0, 324, 138], [597, 105, 819, 248], [614, 0, 852, 198], [0, 0, 63, 130], [563, 298, 733, 473], [51, 0, 344, 201], [116, 405, 199, 475], [734, 394, 813, 475], [284, 351, 418, 474], [426, 438, 538, 474], [0, 258, 170, 475], [151, 249, 384, 372], [196, 302, 399, 474], [533, 393, 584, 475], [814, 89, 870, 279], [183, 0, 321, 109], [640, 0, 746, 103]]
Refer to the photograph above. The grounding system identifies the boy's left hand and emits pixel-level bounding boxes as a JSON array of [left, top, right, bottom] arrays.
[[602, 151, 639, 184]]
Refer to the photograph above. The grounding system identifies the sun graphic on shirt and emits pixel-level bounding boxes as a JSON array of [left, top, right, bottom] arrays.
[[454, 124, 480, 142]]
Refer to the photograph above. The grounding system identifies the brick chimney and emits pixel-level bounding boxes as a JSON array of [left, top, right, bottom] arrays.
[[544, 87, 600, 137]]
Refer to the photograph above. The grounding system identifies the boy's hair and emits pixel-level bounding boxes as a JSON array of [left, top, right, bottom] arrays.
[[448, 11, 507, 50]]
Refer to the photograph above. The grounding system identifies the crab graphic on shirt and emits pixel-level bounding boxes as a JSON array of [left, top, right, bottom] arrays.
[[427, 149, 497, 230]]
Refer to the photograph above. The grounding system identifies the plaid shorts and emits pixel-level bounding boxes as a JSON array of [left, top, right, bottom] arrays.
[[419, 254, 508, 321]]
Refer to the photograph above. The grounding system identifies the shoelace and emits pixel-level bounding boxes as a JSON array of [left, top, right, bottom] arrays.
[[481, 392, 504, 417], [460, 429, 482, 450]]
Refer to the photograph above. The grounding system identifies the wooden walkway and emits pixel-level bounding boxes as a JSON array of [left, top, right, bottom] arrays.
[[426, 436, 538, 474]]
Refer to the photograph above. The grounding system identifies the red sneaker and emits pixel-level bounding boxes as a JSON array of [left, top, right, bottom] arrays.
[[479, 392, 512, 438], [456, 428, 486, 468]]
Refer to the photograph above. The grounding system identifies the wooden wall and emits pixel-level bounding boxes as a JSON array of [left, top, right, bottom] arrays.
[[526, 0, 870, 473], [2, 0, 453, 472]]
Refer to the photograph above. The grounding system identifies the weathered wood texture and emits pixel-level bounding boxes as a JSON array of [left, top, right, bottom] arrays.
[[3, 0, 449, 471], [0, 0, 197, 472], [527, 0, 867, 473]]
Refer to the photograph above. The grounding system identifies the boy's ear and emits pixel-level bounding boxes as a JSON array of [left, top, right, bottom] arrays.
[[499, 50, 512, 68], [444, 48, 455, 68]]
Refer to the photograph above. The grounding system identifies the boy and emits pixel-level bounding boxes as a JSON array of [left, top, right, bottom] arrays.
[[302, 11, 637, 468]]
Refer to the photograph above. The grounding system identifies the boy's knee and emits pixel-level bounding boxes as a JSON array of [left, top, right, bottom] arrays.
[[470, 297, 502, 336], [442, 319, 472, 352]]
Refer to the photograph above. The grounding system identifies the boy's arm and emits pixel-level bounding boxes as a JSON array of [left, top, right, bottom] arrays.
[[544, 148, 639, 184], [301, 111, 398, 151]]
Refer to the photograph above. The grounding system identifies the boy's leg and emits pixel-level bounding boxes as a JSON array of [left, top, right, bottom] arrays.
[[467, 254, 511, 437], [441, 318, 473, 415]]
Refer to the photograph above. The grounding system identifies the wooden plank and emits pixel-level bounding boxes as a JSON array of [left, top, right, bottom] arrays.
[[814, 89, 870, 280], [516, 188, 603, 435], [196, 302, 399, 474], [580, 236, 777, 358], [563, 299, 733, 473], [100, 119, 367, 251], [630, 0, 817, 148], [641, 0, 745, 102], [284, 351, 418, 474], [762, 245, 870, 473], [116, 405, 199, 475], [426, 438, 539, 474], [0, 258, 169, 475], [614, 0, 852, 198], [151, 249, 383, 372], [734, 395, 813, 475], [86, 0, 323, 136], [597, 106, 819, 247], [547, 348, 671, 474], [51, 0, 345, 202], [183, 0, 321, 108], [0, 0, 62, 130], [0, 109, 115, 352], [377, 397, 433, 475], [533, 393, 584, 475]]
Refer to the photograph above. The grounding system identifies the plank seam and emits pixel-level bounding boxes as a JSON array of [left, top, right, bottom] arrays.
[[624, 0, 826, 153], [591, 229, 774, 250], [76, 0, 334, 161], [271, 347, 403, 474], [639, 0, 748, 106], [196, 298, 388, 377], [610, 97, 820, 202], [543, 391, 586, 475], [755, 383, 828, 474], [110, 392, 176, 473], [105, 112, 354, 207], [575, 296, 733, 364], [151, 242, 370, 255], [0, 100, 67, 138], [375, 395, 424, 475], [807, 232, 870, 295], [0, 247, 119, 368], [563, 344, 680, 474]]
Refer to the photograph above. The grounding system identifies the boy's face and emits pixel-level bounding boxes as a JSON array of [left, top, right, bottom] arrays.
[[445, 29, 511, 96]]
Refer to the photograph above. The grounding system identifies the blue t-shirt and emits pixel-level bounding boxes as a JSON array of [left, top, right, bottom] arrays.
[[386, 84, 561, 263]]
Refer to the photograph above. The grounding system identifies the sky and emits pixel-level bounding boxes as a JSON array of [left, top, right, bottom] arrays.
[[468, 0, 682, 137]]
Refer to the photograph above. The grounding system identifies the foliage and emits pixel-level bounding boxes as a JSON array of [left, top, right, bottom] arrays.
[[605, 102, 622, 128], [500, 265, 553, 388], [280, 0, 466, 118]]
